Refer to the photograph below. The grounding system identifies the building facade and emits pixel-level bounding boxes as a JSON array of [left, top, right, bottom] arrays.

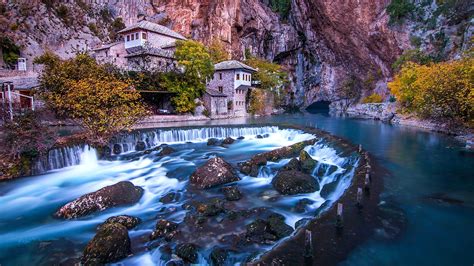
[[206, 60, 256, 117], [92, 20, 186, 72]]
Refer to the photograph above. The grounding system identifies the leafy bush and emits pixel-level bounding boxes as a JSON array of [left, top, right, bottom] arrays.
[[362, 93, 384, 104], [208, 40, 229, 63], [392, 49, 433, 72], [387, 0, 415, 24], [0, 37, 21, 68], [56, 4, 69, 20], [161, 40, 214, 113], [88, 22, 100, 36], [109, 17, 126, 40], [248, 89, 265, 115], [269, 0, 291, 20], [35, 52, 147, 144], [388, 55, 473, 123]]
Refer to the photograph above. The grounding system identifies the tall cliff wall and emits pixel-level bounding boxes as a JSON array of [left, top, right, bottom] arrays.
[[1, 0, 471, 107]]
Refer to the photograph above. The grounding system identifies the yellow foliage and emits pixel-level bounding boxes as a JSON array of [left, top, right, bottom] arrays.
[[389, 56, 474, 123], [248, 89, 265, 115], [362, 93, 384, 104], [36, 53, 147, 144]]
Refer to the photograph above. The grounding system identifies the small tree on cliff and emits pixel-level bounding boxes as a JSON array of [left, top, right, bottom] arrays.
[[162, 40, 214, 113], [208, 40, 230, 63], [245, 55, 288, 107], [35, 52, 147, 144]]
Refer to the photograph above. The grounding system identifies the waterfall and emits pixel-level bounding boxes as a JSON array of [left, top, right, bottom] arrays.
[[32, 126, 309, 174], [110, 126, 282, 154], [33, 145, 98, 174]]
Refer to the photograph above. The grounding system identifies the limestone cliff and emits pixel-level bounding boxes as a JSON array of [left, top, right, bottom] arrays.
[[1, 0, 471, 108]]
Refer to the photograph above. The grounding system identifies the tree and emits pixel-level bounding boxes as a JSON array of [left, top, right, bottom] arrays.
[[35, 52, 147, 144], [245, 55, 288, 108], [388, 55, 473, 124], [338, 76, 360, 111], [162, 40, 214, 113], [208, 40, 230, 63], [0, 36, 20, 68]]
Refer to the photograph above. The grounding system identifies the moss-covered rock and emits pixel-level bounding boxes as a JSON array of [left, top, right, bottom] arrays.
[[82, 223, 131, 264], [272, 170, 319, 195], [239, 139, 317, 176], [55, 181, 144, 219]]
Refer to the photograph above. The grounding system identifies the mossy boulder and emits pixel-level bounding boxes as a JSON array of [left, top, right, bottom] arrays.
[[175, 243, 199, 263], [55, 181, 144, 219], [151, 219, 179, 241], [299, 150, 317, 174], [239, 139, 317, 176], [82, 223, 131, 264], [222, 186, 242, 201], [99, 215, 141, 230], [190, 157, 240, 189], [272, 170, 319, 195]]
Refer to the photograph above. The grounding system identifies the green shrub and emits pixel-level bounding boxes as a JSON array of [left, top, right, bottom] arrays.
[[88, 23, 99, 36], [56, 4, 69, 20], [387, 0, 415, 24], [0, 37, 21, 68], [362, 93, 384, 104], [392, 49, 433, 72]]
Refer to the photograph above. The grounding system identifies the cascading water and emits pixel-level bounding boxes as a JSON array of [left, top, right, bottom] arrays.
[[0, 126, 359, 265], [33, 145, 98, 174]]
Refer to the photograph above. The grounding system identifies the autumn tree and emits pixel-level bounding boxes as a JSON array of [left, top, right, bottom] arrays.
[[245, 55, 288, 108], [208, 40, 230, 63], [388, 55, 473, 124], [35, 52, 147, 144], [162, 40, 214, 113]]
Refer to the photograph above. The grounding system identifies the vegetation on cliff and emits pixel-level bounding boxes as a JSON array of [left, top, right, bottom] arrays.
[[389, 53, 473, 125], [35, 52, 147, 145], [245, 53, 289, 110]]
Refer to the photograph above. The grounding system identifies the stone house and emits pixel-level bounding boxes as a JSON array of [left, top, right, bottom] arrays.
[[205, 60, 256, 117], [92, 20, 186, 72]]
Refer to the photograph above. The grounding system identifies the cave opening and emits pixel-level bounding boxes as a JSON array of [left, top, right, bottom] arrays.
[[306, 101, 331, 114]]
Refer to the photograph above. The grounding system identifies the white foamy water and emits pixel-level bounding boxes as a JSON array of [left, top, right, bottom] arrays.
[[0, 126, 358, 265]]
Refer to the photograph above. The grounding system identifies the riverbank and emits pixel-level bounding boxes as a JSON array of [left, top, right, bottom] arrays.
[[344, 103, 473, 147]]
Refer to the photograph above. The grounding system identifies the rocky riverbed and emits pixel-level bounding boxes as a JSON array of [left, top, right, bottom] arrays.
[[0, 125, 379, 265]]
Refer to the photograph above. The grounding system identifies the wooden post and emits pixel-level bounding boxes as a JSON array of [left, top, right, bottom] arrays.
[[357, 187, 363, 209], [358, 144, 362, 153], [364, 174, 370, 194], [336, 203, 343, 229], [304, 229, 313, 265]]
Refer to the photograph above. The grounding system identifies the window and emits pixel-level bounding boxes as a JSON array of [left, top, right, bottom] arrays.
[[116, 53, 119, 58], [135, 32, 139, 40], [127, 35, 130, 41], [131, 34, 134, 41], [142, 32, 147, 39], [219, 73, 222, 80], [218, 86, 223, 93], [236, 74, 240, 80]]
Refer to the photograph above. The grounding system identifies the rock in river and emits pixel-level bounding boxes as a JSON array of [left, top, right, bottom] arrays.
[[175, 243, 199, 263], [272, 170, 319, 195], [99, 215, 141, 230], [190, 157, 240, 189], [82, 223, 131, 264], [222, 186, 242, 201], [55, 181, 144, 219], [151, 219, 179, 241]]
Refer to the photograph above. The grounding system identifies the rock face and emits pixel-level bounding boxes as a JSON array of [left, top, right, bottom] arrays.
[[3, 1, 470, 107], [272, 170, 319, 195], [82, 223, 131, 264], [190, 157, 240, 189], [55, 181, 144, 219]]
